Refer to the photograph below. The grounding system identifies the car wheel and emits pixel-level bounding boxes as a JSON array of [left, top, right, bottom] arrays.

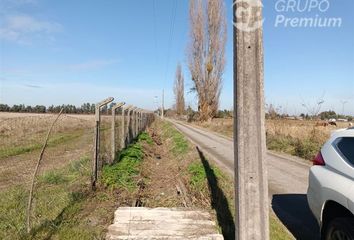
[[325, 218, 354, 240]]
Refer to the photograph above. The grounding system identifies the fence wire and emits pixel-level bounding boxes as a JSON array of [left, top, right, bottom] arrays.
[[0, 113, 94, 238], [0, 103, 155, 238]]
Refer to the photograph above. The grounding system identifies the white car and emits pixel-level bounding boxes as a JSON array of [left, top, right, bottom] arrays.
[[307, 127, 354, 240]]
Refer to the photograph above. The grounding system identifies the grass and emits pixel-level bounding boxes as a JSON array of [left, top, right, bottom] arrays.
[[0, 113, 123, 240], [138, 132, 154, 145], [188, 161, 223, 192], [101, 144, 142, 191], [0, 156, 94, 240], [0, 131, 83, 159], [150, 122, 293, 240], [38, 156, 91, 185], [38, 171, 68, 185], [161, 122, 189, 155], [101, 132, 152, 191], [185, 159, 293, 240], [270, 214, 293, 240], [266, 132, 322, 160], [192, 118, 348, 161]]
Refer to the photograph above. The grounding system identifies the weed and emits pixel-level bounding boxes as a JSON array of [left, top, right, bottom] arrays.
[[69, 156, 91, 176], [188, 162, 207, 191], [161, 122, 189, 155], [267, 133, 321, 160], [102, 141, 144, 191], [0, 154, 93, 239], [117, 144, 143, 162], [0, 186, 27, 239], [0, 143, 41, 159], [266, 134, 296, 155], [188, 162, 223, 190], [294, 138, 321, 160], [138, 132, 153, 145], [172, 132, 189, 155], [191, 118, 341, 161], [270, 214, 293, 240], [0, 131, 83, 159], [39, 171, 67, 185]]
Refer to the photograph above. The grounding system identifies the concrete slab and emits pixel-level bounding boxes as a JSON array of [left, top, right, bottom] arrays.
[[106, 207, 223, 240]]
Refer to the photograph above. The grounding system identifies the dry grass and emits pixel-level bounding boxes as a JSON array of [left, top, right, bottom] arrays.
[[266, 119, 349, 140], [145, 120, 292, 240], [0, 115, 293, 239], [193, 118, 233, 138], [0, 113, 95, 190], [193, 118, 351, 160], [0, 112, 120, 239], [0, 113, 94, 150]]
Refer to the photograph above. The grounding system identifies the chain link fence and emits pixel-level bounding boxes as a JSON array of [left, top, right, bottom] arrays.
[[0, 112, 94, 238], [0, 98, 155, 238]]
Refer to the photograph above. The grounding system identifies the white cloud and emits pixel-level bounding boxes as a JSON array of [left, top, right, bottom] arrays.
[[0, 14, 63, 44]]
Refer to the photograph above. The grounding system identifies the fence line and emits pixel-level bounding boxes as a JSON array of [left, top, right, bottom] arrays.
[[92, 97, 155, 190]]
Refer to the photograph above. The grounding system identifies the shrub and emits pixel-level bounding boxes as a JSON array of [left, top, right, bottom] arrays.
[[294, 139, 321, 160]]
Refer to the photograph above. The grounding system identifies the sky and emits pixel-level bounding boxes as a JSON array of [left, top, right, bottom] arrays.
[[0, 0, 353, 115]]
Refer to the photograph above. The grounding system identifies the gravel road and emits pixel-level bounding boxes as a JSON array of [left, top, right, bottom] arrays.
[[169, 119, 320, 240]]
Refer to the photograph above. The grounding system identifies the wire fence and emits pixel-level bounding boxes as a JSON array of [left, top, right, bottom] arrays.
[[0, 98, 155, 238]]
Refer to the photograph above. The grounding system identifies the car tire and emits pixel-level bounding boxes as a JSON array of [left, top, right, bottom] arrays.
[[325, 218, 354, 240]]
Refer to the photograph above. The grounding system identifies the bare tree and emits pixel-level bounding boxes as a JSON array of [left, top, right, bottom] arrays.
[[174, 63, 185, 115], [187, 0, 227, 121], [301, 93, 325, 119]]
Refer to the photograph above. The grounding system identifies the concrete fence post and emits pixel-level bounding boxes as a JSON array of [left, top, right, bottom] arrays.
[[121, 106, 125, 149], [121, 105, 133, 150], [132, 109, 136, 139], [129, 107, 137, 143], [233, 0, 269, 239], [142, 112, 145, 131], [135, 109, 139, 138], [92, 97, 114, 190], [126, 108, 132, 144], [139, 111, 141, 133], [139, 110, 142, 133], [111, 102, 125, 163]]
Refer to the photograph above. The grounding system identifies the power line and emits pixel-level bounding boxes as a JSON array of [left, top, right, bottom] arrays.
[[164, 0, 178, 88], [152, 0, 158, 65]]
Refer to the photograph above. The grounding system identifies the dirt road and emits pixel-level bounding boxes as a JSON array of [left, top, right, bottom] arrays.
[[169, 119, 320, 240]]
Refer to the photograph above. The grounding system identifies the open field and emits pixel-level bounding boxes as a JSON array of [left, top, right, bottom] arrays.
[[0, 111, 141, 239], [193, 118, 352, 160], [0, 113, 292, 239], [0, 113, 95, 190]]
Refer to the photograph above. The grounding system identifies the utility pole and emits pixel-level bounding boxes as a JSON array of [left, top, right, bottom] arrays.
[[341, 100, 348, 116], [233, 1, 269, 240], [161, 89, 165, 119]]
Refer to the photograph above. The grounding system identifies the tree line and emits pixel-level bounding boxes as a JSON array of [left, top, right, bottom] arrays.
[[172, 0, 227, 121], [0, 103, 96, 114]]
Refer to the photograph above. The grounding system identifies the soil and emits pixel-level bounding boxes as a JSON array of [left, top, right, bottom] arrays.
[[0, 130, 93, 190], [137, 124, 194, 209]]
